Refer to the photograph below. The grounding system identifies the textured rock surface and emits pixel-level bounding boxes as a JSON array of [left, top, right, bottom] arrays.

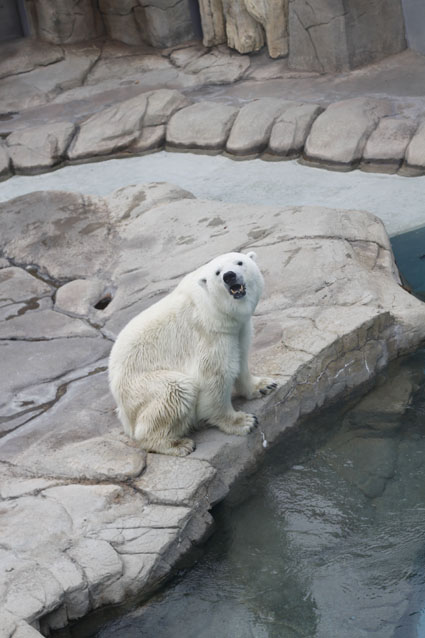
[[221, 0, 265, 54], [28, 0, 103, 44], [362, 117, 417, 172], [1, 184, 425, 635], [268, 101, 323, 156], [166, 101, 239, 150], [404, 120, 425, 174], [136, 0, 196, 48], [67, 94, 148, 160], [288, 0, 406, 72], [66, 89, 189, 160], [244, 0, 289, 58], [0, 143, 10, 178], [7, 122, 75, 172], [226, 98, 286, 155], [304, 98, 393, 168]]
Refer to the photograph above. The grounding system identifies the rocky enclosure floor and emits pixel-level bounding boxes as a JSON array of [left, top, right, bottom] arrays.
[[2, 36, 425, 638], [1, 183, 425, 637], [1, 39, 425, 179]]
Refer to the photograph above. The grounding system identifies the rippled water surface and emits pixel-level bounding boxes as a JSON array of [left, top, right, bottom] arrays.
[[91, 348, 425, 638]]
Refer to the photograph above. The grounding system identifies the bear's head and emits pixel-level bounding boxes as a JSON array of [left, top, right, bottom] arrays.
[[197, 251, 264, 318]]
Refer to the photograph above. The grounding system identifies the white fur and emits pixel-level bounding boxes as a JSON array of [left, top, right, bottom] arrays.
[[108, 252, 277, 456]]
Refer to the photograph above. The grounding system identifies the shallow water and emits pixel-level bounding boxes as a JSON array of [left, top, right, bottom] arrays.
[[89, 348, 425, 638]]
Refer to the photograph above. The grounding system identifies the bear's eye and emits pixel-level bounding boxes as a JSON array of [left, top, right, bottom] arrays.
[[237, 261, 243, 266], [216, 270, 221, 276]]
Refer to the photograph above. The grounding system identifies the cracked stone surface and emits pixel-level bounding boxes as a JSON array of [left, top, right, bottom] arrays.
[[1, 183, 425, 636]]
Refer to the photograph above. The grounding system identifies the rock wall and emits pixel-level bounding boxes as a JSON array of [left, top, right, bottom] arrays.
[[288, 0, 406, 72], [24, 0, 196, 48], [22, 0, 406, 70]]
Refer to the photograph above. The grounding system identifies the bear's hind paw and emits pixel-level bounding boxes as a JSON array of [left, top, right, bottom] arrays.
[[218, 412, 258, 436], [155, 437, 196, 456]]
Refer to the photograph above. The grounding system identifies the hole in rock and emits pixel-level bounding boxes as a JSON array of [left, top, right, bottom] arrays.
[[94, 294, 112, 311]]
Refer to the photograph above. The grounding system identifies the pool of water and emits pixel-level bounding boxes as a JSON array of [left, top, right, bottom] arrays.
[[77, 347, 425, 638]]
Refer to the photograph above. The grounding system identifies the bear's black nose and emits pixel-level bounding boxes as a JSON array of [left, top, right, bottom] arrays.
[[223, 271, 237, 284]]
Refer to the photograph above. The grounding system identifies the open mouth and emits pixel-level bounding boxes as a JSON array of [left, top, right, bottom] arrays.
[[229, 283, 246, 299]]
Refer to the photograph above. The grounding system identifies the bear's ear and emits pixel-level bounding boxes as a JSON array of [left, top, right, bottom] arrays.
[[198, 277, 208, 289], [246, 251, 257, 261]]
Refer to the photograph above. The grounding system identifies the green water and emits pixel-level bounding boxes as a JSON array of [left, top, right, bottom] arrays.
[[391, 226, 425, 301]]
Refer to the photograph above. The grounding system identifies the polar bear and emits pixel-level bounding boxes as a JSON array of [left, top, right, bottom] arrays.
[[108, 251, 277, 456]]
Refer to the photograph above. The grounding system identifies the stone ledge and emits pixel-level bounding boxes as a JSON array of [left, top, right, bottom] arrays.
[[1, 188, 425, 635], [1, 92, 423, 180]]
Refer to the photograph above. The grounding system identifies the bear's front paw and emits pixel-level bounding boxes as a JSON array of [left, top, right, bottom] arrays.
[[243, 377, 278, 399], [217, 412, 258, 436]]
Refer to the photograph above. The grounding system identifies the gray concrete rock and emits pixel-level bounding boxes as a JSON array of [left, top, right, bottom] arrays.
[[34, 0, 103, 44], [304, 98, 393, 168], [0, 44, 101, 114], [135, 0, 196, 48], [55, 279, 108, 317], [362, 117, 417, 172], [134, 455, 217, 505], [106, 181, 195, 223], [404, 119, 425, 174], [0, 143, 10, 178], [7, 122, 75, 173], [101, 9, 143, 46], [288, 0, 406, 72], [0, 267, 53, 306], [68, 95, 147, 160], [166, 101, 239, 150], [67, 90, 189, 161], [226, 98, 286, 155], [0, 372, 140, 481], [0, 191, 115, 281], [0, 38, 64, 81], [130, 126, 165, 153], [144, 89, 192, 126], [0, 338, 110, 421], [268, 101, 323, 156], [183, 47, 251, 85], [0, 309, 98, 340], [85, 52, 172, 86]]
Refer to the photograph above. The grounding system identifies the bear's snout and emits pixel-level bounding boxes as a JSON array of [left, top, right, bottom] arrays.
[[223, 271, 237, 284]]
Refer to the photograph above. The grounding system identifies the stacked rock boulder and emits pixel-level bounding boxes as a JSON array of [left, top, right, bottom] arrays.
[[2, 88, 425, 179], [1, 182, 425, 635]]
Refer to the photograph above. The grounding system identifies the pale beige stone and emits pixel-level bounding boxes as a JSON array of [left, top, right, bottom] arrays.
[[226, 98, 286, 155], [362, 117, 417, 170], [7, 122, 75, 172], [244, 0, 289, 58], [268, 101, 323, 156], [404, 119, 425, 171], [166, 101, 239, 150], [68, 95, 147, 160], [199, 0, 226, 47], [305, 98, 393, 166], [221, 0, 264, 54]]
